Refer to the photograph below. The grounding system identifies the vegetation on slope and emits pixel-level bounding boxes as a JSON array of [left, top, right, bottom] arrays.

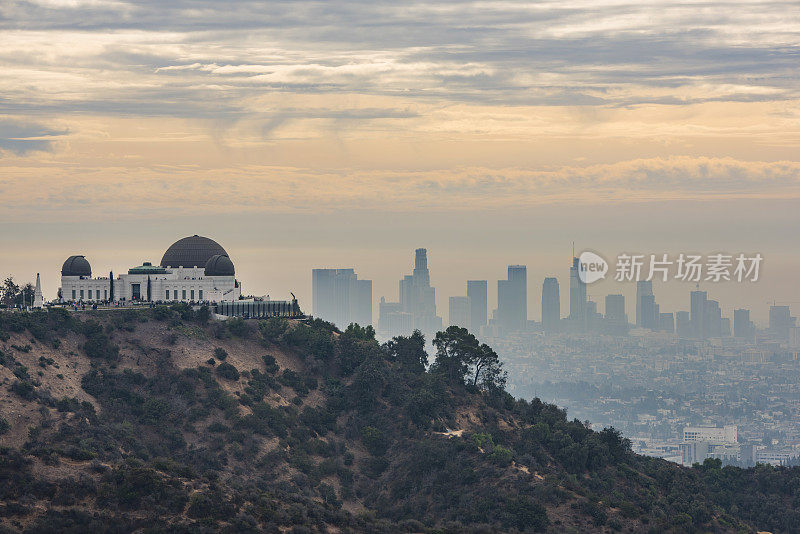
[[1, 307, 799, 533]]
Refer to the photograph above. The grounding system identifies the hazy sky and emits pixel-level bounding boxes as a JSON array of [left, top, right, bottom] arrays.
[[1, 0, 798, 324]]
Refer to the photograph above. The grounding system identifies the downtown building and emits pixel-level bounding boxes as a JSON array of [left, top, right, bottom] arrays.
[[541, 277, 560, 333], [568, 256, 587, 331], [490, 265, 527, 334], [312, 268, 372, 330], [378, 249, 442, 340], [447, 280, 488, 335]]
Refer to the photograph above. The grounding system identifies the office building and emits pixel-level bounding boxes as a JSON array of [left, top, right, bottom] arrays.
[[636, 280, 655, 328], [312, 268, 372, 330], [690, 289, 707, 339], [734, 309, 755, 340], [604, 294, 626, 324], [676, 311, 691, 337], [449, 296, 470, 329], [769, 305, 796, 342], [379, 248, 442, 339], [494, 265, 527, 332], [569, 256, 586, 327], [467, 280, 488, 334], [541, 277, 560, 333]]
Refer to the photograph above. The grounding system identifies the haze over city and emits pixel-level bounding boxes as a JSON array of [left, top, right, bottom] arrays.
[[2, 0, 800, 325], [4, 1, 800, 532]]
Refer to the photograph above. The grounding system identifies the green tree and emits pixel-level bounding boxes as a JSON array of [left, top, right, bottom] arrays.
[[196, 305, 211, 323], [343, 323, 375, 341], [12, 283, 34, 308], [385, 330, 428, 373], [432, 326, 506, 390], [259, 317, 287, 344], [2, 277, 20, 307]]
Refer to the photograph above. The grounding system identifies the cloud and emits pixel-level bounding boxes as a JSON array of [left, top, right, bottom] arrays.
[[0, 119, 67, 154], [0, 156, 797, 220], [0, 0, 797, 121]]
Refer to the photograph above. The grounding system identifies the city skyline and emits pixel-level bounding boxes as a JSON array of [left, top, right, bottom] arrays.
[[12, 238, 797, 329], [2, 0, 799, 327]]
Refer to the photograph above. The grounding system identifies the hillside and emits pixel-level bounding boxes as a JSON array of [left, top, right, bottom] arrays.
[[1, 307, 800, 533]]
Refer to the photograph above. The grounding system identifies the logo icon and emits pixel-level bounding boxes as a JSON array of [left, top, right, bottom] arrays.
[[578, 251, 608, 284]]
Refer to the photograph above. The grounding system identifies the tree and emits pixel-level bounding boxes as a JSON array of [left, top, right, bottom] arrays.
[[259, 317, 288, 344], [385, 330, 428, 373], [431, 326, 506, 391], [431, 326, 473, 382], [344, 323, 375, 341], [197, 305, 211, 323], [2, 277, 20, 307], [14, 283, 35, 308], [146, 276, 151, 301], [109, 271, 114, 301], [472, 343, 507, 391]]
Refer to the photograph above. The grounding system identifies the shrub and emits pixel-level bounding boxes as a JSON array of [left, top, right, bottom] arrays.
[[0, 417, 9, 435], [489, 445, 513, 466], [262, 354, 279, 374], [153, 306, 173, 321], [361, 426, 389, 456], [260, 317, 288, 344], [196, 305, 211, 323], [214, 348, 228, 361], [11, 380, 36, 400], [505, 496, 549, 531], [216, 362, 240, 381], [227, 317, 249, 337]]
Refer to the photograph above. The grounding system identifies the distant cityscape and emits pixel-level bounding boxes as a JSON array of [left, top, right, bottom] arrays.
[[312, 248, 797, 347], [312, 248, 800, 468]]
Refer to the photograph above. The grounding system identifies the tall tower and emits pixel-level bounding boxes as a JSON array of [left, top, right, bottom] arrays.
[[690, 289, 707, 339], [569, 256, 586, 327], [636, 280, 654, 328], [33, 273, 43, 308], [496, 265, 527, 332], [541, 277, 560, 333], [467, 280, 487, 334], [604, 294, 626, 323], [312, 268, 372, 329], [398, 248, 442, 337]]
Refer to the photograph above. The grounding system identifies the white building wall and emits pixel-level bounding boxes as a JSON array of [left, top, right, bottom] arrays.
[[61, 266, 240, 303]]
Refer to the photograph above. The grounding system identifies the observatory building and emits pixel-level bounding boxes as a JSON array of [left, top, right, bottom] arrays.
[[59, 235, 242, 303]]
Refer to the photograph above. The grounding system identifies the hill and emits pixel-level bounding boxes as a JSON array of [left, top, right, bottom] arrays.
[[1, 306, 800, 533]]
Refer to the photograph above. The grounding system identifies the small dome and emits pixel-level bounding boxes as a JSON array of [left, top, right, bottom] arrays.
[[62, 255, 91, 277], [204, 254, 235, 276], [160, 235, 228, 268]]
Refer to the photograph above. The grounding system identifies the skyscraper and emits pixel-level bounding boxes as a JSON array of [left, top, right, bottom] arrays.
[[569, 256, 586, 327], [704, 299, 722, 338], [636, 280, 654, 328], [734, 308, 754, 340], [467, 280, 487, 334], [354, 279, 372, 328], [604, 294, 626, 323], [396, 248, 443, 338], [769, 305, 796, 342], [690, 289, 707, 339], [640, 293, 657, 330], [676, 311, 691, 337], [541, 277, 560, 333], [495, 265, 527, 332], [312, 268, 372, 329], [449, 296, 470, 328]]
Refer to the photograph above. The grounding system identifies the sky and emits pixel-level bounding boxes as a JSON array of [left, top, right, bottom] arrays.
[[1, 0, 799, 324]]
